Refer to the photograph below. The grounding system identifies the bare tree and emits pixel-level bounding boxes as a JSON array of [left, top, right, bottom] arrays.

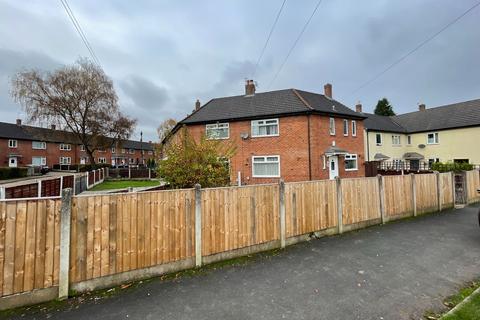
[[11, 58, 136, 164], [157, 118, 177, 142]]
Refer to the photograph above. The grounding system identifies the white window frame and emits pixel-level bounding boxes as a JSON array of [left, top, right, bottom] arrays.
[[148, 150, 153, 155], [59, 143, 71, 151], [344, 154, 358, 171], [129, 158, 135, 164], [206, 122, 230, 140], [343, 119, 348, 136], [111, 147, 116, 153], [252, 155, 281, 178], [32, 156, 46, 166], [8, 139, 17, 148], [329, 118, 335, 135], [375, 133, 382, 146], [392, 135, 401, 146], [351, 120, 357, 137], [129, 149, 135, 154], [59, 156, 71, 165], [251, 119, 279, 138], [80, 145, 86, 151], [121, 148, 126, 154], [98, 157, 107, 164], [427, 132, 439, 144], [32, 141, 46, 150]]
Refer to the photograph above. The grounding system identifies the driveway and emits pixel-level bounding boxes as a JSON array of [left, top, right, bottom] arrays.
[[11, 204, 480, 319]]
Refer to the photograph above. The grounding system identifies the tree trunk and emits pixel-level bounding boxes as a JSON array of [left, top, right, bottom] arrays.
[[87, 149, 96, 165]]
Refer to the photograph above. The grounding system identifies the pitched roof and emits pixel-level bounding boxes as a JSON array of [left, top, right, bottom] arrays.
[[0, 121, 154, 151], [364, 98, 480, 133], [180, 88, 364, 125]]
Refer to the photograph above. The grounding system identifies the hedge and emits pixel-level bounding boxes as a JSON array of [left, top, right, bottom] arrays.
[[0, 167, 29, 180], [431, 162, 474, 173]]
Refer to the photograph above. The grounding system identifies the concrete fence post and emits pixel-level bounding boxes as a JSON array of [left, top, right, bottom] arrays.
[[128, 166, 131, 179], [148, 168, 151, 179], [59, 176, 64, 196], [58, 188, 73, 300], [435, 171, 442, 211], [463, 171, 469, 204], [37, 180, 42, 198], [377, 174, 386, 224], [279, 179, 286, 248], [411, 173, 417, 217], [72, 174, 76, 195], [86, 171, 89, 189], [335, 177, 343, 234], [0, 186, 5, 199], [194, 184, 202, 267]]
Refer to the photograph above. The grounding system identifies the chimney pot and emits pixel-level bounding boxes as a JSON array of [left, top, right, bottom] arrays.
[[245, 79, 256, 96], [51, 124, 56, 130], [355, 102, 362, 113], [195, 99, 201, 111], [16, 119, 22, 126], [419, 103, 426, 111], [324, 83, 332, 98]]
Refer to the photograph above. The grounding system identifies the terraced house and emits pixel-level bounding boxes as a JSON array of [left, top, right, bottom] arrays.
[[164, 81, 367, 185], [363, 98, 480, 169], [0, 119, 155, 168]]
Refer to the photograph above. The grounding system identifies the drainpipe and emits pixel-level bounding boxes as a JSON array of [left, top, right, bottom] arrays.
[[366, 130, 370, 162]]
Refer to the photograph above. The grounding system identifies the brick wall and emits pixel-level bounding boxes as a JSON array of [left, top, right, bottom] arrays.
[[176, 114, 365, 185]]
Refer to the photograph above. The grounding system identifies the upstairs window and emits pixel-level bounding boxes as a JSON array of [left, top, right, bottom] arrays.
[[407, 135, 412, 145], [121, 148, 126, 154], [343, 119, 348, 136], [329, 118, 335, 135], [8, 139, 17, 148], [251, 119, 279, 137], [206, 123, 229, 139], [111, 147, 116, 153], [252, 155, 280, 177], [98, 157, 107, 164], [375, 133, 382, 145], [392, 135, 401, 146], [129, 149, 135, 154], [351, 121, 357, 137], [32, 141, 46, 149], [59, 143, 71, 151], [345, 154, 358, 171], [148, 150, 153, 155], [427, 132, 439, 144], [80, 145, 86, 151]]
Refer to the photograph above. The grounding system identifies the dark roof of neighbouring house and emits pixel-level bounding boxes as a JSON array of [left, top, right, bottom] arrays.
[[364, 98, 480, 133], [0, 121, 154, 150], [180, 88, 364, 125]]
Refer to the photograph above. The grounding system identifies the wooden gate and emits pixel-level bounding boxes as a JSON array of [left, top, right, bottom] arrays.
[[454, 172, 466, 205]]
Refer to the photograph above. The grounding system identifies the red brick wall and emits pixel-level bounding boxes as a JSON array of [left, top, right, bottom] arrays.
[[177, 114, 365, 185], [0, 139, 154, 167]]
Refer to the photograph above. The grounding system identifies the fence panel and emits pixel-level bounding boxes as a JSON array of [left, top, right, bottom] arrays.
[[201, 184, 279, 257], [41, 178, 61, 197], [466, 170, 480, 203], [70, 189, 195, 283], [415, 173, 438, 214], [440, 172, 454, 209], [383, 175, 414, 218], [284, 180, 337, 237], [341, 177, 380, 225], [0, 198, 61, 298]]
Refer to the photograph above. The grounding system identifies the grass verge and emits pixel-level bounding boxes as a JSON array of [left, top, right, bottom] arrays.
[[89, 179, 160, 191]]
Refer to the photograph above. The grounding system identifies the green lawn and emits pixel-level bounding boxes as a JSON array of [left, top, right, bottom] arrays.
[[442, 282, 480, 320], [90, 180, 160, 191]]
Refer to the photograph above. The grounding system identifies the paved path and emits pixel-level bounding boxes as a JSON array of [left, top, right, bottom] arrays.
[[12, 204, 480, 319]]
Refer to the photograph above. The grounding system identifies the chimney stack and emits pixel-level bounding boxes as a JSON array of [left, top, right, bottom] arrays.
[[355, 102, 362, 113], [418, 103, 426, 111], [16, 119, 22, 126], [51, 124, 56, 130], [245, 79, 256, 96], [195, 99, 201, 111], [324, 83, 332, 98]]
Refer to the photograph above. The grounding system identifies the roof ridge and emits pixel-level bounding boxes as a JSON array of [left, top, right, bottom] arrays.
[[394, 97, 480, 117], [291, 89, 314, 110]]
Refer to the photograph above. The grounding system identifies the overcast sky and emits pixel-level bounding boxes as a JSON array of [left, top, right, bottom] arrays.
[[1, 0, 479, 141]]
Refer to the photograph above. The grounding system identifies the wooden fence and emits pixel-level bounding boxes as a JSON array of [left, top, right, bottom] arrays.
[[0, 170, 478, 310]]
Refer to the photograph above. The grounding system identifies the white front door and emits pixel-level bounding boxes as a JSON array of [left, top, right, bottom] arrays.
[[329, 156, 339, 180], [80, 157, 86, 165], [9, 157, 17, 168]]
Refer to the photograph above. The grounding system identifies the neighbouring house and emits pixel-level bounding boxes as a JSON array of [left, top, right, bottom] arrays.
[[0, 120, 155, 168], [362, 98, 480, 172], [163, 81, 366, 185]]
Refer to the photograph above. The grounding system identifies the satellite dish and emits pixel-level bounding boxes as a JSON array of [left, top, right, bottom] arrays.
[[240, 132, 249, 140], [418, 144, 426, 149]]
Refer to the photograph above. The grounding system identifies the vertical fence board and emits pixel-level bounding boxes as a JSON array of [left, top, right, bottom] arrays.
[[383, 175, 413, 219], [34, 200, 46, 289], [2, 202, 16, 295], [0, 202, 6, 296], [23, 201, 37, 292], [13, 201, 27, 293]]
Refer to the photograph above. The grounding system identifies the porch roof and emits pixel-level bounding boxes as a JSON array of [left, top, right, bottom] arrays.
[[374, 153, 390, 161], [325, 146, 349, 156], [403, 152, 424, 160]]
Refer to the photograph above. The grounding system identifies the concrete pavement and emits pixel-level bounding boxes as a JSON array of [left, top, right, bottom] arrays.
[[9, 204, 480, 319]]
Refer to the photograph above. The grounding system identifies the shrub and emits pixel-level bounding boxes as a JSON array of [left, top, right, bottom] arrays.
[[431, 161, 474, 173], [0, 167, 29, 180]]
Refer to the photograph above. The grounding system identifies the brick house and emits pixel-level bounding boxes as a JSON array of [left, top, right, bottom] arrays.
[[164, 81, 366, 185], [0, 119, 155, 168]]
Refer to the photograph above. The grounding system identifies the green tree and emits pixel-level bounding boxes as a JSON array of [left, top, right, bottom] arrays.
[[374, 98, 396, 116], [158, 128, 236, 188]]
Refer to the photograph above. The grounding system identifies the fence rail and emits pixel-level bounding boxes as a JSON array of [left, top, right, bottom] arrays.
[[0, 170, 479, 310]]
